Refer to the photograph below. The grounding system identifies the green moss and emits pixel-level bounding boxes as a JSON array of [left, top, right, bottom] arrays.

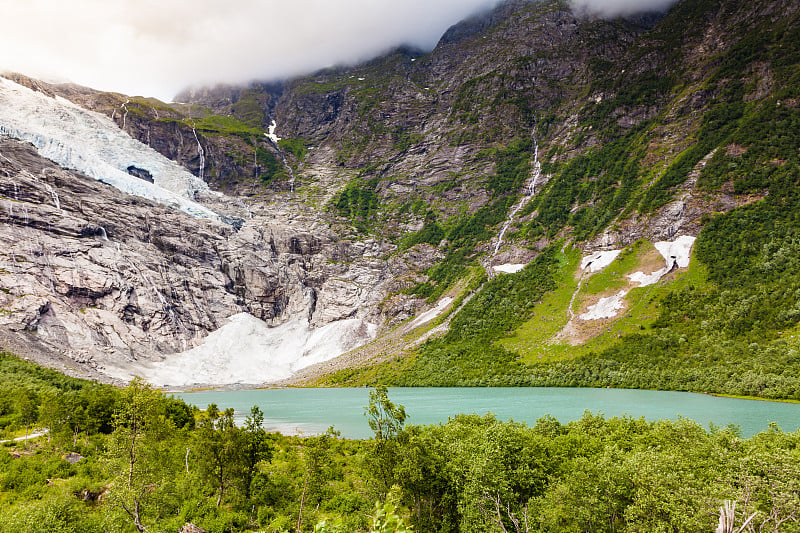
[[278, 138, 307, 159], [330, 177, 380, 227]]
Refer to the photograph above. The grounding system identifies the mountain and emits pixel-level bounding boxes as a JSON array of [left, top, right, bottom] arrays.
[[1, 0, 799, 396]]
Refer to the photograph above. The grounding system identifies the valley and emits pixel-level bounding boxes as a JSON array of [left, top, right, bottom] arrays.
[[2, 0, 800, 530]]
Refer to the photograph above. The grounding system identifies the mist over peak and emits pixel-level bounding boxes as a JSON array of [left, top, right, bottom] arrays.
[[569, 0, 680, 18], [0, 0, 501, 101]]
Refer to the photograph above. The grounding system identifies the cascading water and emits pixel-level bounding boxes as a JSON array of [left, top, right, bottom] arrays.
[[43, 182, 60, 211], [264, 120, 296, 193], [191, 127, 205, 181], [491, 125, 543, 257], [122, 99, 130, 130]]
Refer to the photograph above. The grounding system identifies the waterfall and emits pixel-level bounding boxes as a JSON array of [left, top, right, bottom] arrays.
[[114, 99, 131, 130], [566, 270, 587, 323], [284, 151, 296, 193], [263, 120, 296, 193], [491, 125, 543, 257], [191, 127, 205, 181], [43, 182, 60, 211]]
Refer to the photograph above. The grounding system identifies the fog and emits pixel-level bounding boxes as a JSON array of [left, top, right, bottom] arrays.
[[570, 0, 680, 17], [0, 0, 500, 101], [0, 0, 679, 102]]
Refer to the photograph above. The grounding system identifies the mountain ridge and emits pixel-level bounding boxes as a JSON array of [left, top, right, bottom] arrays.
[[1, 0, 799, 395]]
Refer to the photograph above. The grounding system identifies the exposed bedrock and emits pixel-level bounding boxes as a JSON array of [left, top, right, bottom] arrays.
[[0, 138, 396, 382]]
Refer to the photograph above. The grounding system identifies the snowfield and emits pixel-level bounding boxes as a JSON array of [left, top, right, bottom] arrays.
[[579, 290, 627, 320], [409, 297, 454, 329], [0, 76, 220, 221], [493, 263, 526, 274], [579, 236, 697, 320], [628, 235, 696, 287], [581, 250, 622, 273]]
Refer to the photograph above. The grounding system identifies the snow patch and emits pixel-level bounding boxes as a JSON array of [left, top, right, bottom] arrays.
[[579, 291, 627, 320], [575, 236, 697, 322], [628, 269, 668, 287], [0, 77, 220, 221], [139, 313, 377, 386], [655, 235, 695, 269], [409, 297, 453, 329], [581, 249, 621, 273], [628, 236, 696, 287], [493, 263, 526, 274]]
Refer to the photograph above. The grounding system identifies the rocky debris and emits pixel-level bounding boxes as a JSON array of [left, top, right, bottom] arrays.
[[179, 523, 207, 533], [127, 166, 154, 183], [64, 452, 83, 464]]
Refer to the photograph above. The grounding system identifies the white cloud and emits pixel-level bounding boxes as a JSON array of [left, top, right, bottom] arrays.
[[569, 0, 679, 18], [0, 0, 500, 101]]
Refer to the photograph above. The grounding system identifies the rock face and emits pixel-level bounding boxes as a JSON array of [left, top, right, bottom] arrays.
[[0, 138, 393, 383]]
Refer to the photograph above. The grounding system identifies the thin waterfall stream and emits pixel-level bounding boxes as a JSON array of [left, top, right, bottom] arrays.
[[490, 126, 543, 259], [191, 127, 205, 181]]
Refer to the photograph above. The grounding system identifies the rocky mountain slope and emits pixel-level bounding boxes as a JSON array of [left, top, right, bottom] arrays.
[[0, 129, 396, 385], [1, 0, 799, 392]]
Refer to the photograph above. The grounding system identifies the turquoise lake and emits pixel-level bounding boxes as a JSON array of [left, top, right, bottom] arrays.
[[175, 387, 800, 439]]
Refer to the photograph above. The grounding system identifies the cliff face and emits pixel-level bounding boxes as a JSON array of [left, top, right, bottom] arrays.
[[1, 0, 798, 384], [0, 137, 397, 384]]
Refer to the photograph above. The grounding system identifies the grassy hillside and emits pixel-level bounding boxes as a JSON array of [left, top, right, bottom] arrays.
[[325, 174, 800, 398]]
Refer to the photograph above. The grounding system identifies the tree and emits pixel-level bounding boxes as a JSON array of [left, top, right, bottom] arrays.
[[195, 404, 244, 507], [15, 389, 38, 444], [365, 386, 407, 498], [241, 405, 272, 501], [105, 378, 180, 533], [366, 386, 406, 442], [298, 426, 340, 532]]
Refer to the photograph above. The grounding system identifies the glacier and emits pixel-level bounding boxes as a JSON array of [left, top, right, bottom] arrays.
[[0, 76, 220, 221], [136, 313, 378, 386]]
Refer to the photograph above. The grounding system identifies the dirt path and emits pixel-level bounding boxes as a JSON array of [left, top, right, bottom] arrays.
[[0, 429, 47, 444]]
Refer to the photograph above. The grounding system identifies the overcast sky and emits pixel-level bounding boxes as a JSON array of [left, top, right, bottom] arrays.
[[0, 0, 679, 102]]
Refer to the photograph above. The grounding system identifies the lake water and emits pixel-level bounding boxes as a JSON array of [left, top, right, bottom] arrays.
[[175, 387, 800, 439]]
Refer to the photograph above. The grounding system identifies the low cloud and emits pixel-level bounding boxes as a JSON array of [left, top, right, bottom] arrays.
[[569, 0, 680, 18], [0, 0, 500, 101]]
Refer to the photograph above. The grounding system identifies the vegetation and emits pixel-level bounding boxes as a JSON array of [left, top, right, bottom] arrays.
[[279, 138, 308, 160], [255, 145, 287, 184], [529, 128, 646, 240], [400, 211, 446, 250], [1, 373, 799, 533], [330, 177, 381, 230], [485, 138, 532, 197]]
